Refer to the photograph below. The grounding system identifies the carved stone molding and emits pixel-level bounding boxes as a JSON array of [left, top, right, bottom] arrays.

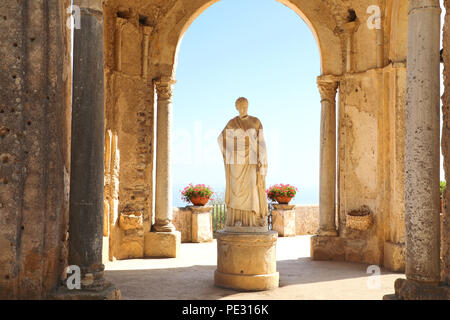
[[141, 26, 153, 79], [154, 77, 176, 101], [114, 17, 127, 72], [317, 77, 339, 103]]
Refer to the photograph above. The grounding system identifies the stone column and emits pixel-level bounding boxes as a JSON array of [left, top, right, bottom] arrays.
[[62, 0, 120, 299], [384, 0, 449, 300], [317, 76, 339, 236], [154, 76, 177, 232], [144, 76, 181, 258], [404, 0, 442, 285]]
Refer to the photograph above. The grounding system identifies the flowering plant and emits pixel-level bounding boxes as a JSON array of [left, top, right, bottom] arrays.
[[266, 184, 298, 202], [181, 184, 214, 203]]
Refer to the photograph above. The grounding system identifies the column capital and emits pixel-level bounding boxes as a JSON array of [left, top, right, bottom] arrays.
[[154, 77, 177, 100], [115, 16, 127, 30], [143, 26, 154, 36], [343, 21, 359, 34], [317, 76, 339, 103]]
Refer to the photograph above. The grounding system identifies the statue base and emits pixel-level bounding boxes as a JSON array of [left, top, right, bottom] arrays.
[[224, 226, 268, 233], [214, 230, 279, 291]]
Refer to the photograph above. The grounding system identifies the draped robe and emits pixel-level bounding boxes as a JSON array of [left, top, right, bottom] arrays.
[[217, 115, 268, 229]]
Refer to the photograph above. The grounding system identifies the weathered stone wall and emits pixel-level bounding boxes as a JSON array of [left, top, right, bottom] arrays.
[[295, 205, 319, 235], [0, 0, 71, 298], [338, 70, 383, 265], [330, 1, 408, 269], [442, 0, 449, 284], [103, 3, 155, 260]]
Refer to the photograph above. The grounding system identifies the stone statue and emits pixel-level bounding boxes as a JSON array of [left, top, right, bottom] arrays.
[[217, 97, 269, 232]]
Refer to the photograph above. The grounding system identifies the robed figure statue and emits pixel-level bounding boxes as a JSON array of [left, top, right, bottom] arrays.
[[217, 97, 269, 232]]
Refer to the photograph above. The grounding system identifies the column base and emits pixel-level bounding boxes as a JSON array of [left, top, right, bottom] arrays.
[[153, 222, 176, 233], [50, 282, 121, 300], [144, 231, 180, 258], [383, 278, 450, 300], [317, 228, 338, 236], [215, 230, 279, 291]]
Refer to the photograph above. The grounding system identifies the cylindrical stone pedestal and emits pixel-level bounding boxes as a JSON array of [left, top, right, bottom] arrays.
[[214, 231, 279, 291]]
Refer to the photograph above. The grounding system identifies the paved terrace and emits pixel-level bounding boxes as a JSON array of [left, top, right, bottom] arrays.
[[105, 236, 405, 300]]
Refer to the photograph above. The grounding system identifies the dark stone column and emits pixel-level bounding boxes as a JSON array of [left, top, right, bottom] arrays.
[[53, 1, 120, 299], [69, 4, 105, 279]]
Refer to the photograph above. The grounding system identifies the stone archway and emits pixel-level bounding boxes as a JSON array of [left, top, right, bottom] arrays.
[[142, 0, 345, 257]]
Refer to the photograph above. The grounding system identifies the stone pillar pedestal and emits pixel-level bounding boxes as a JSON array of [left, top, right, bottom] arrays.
[[144, 231, 181, 258], [191, 206, 213, 243], [214, 231, 279, 291], [271, 204, 296, 237]]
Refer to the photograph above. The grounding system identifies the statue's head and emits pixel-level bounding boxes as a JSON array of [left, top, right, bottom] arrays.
[[235, 97, 249, 118]]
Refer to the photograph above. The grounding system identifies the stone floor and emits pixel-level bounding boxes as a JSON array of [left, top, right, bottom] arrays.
[[104, 235, 405, 300]]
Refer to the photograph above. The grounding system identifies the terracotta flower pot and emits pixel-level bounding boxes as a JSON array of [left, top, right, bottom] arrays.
[[190, 196, 210, 206], [276, 196, 292, 204]]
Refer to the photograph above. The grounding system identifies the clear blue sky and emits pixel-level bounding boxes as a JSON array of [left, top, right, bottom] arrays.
[[172, 0, 321, 206]]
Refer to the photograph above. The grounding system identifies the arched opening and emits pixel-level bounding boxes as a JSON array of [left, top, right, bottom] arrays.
[[171, 0, 322, 240]]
